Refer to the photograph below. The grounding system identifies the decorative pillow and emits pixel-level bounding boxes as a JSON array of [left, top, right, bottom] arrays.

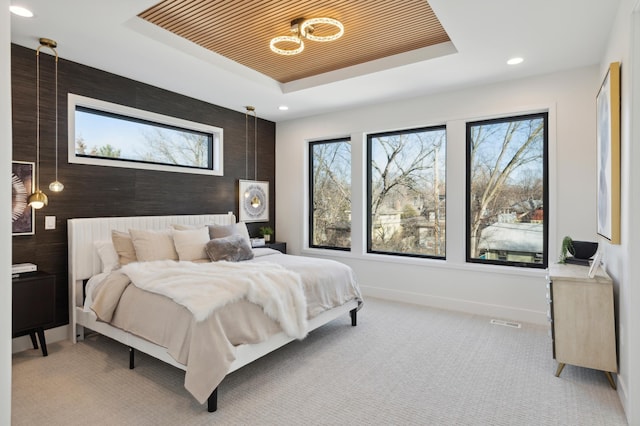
[[172, 227, 210, 261], [205, 234, 254, 262], [129, 228, 178, 262], [208, 222, 252, 246], [111, 230, 138, 266], [208, 223, 236, 239], [171, 223, 197, 231], [94, 240, 120, 273]]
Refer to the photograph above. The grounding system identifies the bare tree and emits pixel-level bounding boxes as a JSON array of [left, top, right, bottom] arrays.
[[140, 128, 209, 167], [91, 144, 121, 158], [76, 137, 87, 155], [75, 136, 122, 158]]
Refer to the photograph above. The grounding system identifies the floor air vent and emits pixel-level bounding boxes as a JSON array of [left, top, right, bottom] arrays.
[[490, 319, 521, 328]]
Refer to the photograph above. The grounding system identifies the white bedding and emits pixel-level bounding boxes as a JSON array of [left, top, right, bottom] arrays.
[[120, 259, 309, 339], [83, 272, 108, 311], [86, 247, 362, 404], [70, 214, 363, 409], [82, 248, 277, 311]]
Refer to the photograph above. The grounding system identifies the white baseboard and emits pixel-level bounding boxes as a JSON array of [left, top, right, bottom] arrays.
[[616, 374, 629, 420], [360, 285, 548, 325], [12, 325, 69, 354]]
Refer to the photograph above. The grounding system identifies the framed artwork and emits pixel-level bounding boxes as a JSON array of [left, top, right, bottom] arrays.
[[12, 161, 35, 236], [239, 180, 269, 222], [596, 62, 621, 244]]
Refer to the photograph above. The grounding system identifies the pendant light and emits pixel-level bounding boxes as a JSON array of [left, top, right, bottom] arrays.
[[239, 106, 269, 222], [46, 38, 64, 192], [28, 38, 58, 209], [244, 105, 259, 205]]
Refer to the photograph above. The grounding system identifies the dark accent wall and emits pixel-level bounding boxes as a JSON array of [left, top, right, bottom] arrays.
[[11, 44, 276, 328]]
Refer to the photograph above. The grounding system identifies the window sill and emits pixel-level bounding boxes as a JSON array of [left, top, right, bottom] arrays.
[[300, 247, 548, 278]]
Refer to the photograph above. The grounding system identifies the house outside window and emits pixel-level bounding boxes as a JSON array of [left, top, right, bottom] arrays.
[[466, 112, 548, 268], [367, 126, 446, 258], [309, 138, 351, 250]]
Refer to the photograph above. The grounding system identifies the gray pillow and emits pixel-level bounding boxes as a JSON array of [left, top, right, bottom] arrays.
[[205, 234, 254, 262], [208, 223, 237, 239]]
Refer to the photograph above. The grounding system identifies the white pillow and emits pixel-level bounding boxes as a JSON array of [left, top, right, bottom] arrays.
[[129, 228, 178, 262], [172, 227, 210, 261], [171, 223, 197, 231], [94, 240, 119, 273], [236, 222, 252, 246]]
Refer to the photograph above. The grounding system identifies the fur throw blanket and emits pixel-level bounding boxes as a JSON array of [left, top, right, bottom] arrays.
[[120, 260, 308, 339]]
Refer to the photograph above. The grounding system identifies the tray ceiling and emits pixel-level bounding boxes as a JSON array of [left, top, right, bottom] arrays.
[[139, 0, 451, 83]]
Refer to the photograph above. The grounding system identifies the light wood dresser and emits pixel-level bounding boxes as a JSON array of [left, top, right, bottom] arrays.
[[547, 263, 617, 388]]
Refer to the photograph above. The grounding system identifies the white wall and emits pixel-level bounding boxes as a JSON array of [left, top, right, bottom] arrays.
[[276, 65, 599, 326], [597, 0, 640, 423], [2, 0, 13, 422]]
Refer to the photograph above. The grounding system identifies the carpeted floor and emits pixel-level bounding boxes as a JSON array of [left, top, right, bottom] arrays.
[[12, 298, 627, 425]]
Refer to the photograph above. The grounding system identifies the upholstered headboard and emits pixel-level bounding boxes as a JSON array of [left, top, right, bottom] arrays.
[[67, 213, 236, 344], [68, 213, 235, 282]]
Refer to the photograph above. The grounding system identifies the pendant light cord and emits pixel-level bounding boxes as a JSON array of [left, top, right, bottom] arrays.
[[245, 109, 248, 179], [35, 47, 41, 192], [54, 52, 59, 182], [253, 109, 258, 180], [244, 106, 257, 180]]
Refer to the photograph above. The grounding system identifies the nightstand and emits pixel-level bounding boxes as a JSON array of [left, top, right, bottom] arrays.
[[12, 271, 55, 356], [547, 263, 617, 388], [265, 241, 287, 254]]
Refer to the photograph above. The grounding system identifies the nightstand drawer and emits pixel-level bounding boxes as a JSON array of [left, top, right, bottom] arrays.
[[12, 272, 55, 334]]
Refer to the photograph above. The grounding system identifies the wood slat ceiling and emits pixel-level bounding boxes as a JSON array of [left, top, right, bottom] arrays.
[[139, 0, 450, 84]]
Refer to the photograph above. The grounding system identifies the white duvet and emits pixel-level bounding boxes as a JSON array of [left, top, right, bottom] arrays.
[[120, 259, 309, 339]]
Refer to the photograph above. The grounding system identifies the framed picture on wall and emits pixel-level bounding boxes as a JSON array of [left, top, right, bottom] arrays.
[[12, 161, 35, 236], [596, 62, 621, 244], [239, 180, 269, 222]]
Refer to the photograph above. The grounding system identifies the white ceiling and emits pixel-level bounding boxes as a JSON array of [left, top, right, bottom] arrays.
[[10, 0, 621, 123]]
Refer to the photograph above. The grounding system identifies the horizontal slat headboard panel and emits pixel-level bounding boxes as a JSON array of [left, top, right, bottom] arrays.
[[68, 213, 235, 281]]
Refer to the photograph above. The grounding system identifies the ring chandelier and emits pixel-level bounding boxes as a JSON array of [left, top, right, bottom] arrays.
[[270, 17, 344, 56]]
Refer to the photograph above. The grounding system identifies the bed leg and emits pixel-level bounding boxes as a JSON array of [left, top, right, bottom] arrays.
[[129, 347, 135, 369], [76, 325, 85, 342], [29, 331, 39, 349], [207, 387, 218, 412], [350, 308, 357, 326]]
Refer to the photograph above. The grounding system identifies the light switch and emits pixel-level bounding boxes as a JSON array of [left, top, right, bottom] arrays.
[[45, 216, 56, 230]]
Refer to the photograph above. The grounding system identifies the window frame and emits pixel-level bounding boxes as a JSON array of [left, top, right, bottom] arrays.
[[308, 137, 352, 251], [366, 125, 447, 260], [68, 93, 224, 176], [465, 112, 549, 269]]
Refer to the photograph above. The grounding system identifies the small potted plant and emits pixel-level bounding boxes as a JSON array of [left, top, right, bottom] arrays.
[[559, 236, 573, 264], [259, 226, 274, 242]]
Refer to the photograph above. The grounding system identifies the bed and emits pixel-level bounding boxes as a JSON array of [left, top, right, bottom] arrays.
[[68, 213, 362, 412]]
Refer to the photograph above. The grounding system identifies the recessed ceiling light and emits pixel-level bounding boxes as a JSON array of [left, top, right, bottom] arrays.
[[278, 105, 289, 111], [10, 5, 34, 17], [507, 57, 524, 65]]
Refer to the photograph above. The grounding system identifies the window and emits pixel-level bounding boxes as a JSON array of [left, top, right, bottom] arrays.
[[68, 94, 223, 176], [466, 112, 548, 268], [309, 138, 351, 250], [367, 126, 446, 258]]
